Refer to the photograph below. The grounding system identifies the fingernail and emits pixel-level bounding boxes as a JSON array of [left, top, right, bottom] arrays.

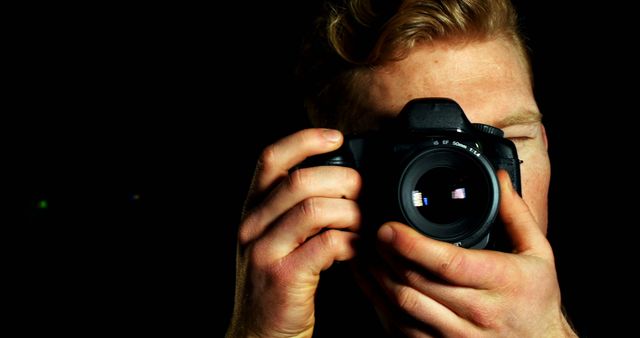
[[322, 129, 342, 143], [378, 224, 395, 243]]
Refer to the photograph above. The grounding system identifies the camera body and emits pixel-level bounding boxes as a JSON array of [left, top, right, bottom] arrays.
[[302, 98, 521, 249]]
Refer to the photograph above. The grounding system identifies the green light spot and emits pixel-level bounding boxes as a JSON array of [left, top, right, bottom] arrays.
[[38, 200, 48, 209]]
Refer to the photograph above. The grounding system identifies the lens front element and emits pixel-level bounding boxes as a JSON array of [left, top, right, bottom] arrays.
[[399, 146, 499, 247], [412, 166, 486, 225]]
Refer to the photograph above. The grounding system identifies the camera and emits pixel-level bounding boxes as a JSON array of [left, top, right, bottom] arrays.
[[301, 98, 521, 249]]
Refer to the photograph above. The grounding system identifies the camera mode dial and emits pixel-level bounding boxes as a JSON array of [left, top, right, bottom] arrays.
[[472, 123, 503, 137]]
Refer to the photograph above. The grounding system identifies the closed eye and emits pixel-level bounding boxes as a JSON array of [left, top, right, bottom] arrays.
[[503, 123, 542, 143], [507, 136, 532, 144]]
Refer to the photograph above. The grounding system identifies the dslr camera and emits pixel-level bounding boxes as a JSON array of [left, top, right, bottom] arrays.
[[302, 98, 521, 249]]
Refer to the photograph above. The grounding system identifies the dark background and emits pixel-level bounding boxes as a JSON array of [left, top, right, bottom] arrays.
[[11, 2, 636, 337]]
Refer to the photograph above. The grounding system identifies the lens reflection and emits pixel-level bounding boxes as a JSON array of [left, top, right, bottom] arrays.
[[412, 167, 483, 224]]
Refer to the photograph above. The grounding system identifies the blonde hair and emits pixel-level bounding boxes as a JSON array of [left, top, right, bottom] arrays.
[[298, 0, 528, 132]]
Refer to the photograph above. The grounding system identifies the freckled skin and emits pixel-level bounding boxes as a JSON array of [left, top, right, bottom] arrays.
[[365, 38, 550, 233]]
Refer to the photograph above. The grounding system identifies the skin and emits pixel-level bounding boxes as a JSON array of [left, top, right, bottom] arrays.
[[364, 38, 550, 230], [227, 38, 577, 337]]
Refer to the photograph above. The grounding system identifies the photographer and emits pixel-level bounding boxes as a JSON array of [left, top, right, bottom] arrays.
[[226, 0, 578, 337]]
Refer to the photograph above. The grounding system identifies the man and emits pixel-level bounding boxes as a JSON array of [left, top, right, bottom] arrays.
[[227, 0, 578, 336]]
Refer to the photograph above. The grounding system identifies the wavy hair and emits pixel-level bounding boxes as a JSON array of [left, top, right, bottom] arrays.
[[298, 0, 528, 132]]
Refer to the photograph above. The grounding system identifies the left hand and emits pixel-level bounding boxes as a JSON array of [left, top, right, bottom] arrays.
[[357, 170, 577, 337]]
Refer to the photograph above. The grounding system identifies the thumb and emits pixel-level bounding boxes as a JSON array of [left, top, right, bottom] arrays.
[[497, 170, 552, 257]]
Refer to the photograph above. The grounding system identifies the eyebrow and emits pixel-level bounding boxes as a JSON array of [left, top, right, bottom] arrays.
[[494, 110, 543, 129]]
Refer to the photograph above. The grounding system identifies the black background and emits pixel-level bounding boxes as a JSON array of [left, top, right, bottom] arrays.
[[11, 2, 636, 337]]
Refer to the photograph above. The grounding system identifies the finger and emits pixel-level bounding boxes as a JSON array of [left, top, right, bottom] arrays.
[[250, 128, 343, 198], [370, 264, 473, 337], [497, 170, 552, 257], [240, 166, 361, 244], [257, 197, 361, 260], [350, 260, 394, 330], [377, 222, 513, 289], [376, 250, 494, 328], [351, 260, 443, 338], [286, 229, 359, 275]]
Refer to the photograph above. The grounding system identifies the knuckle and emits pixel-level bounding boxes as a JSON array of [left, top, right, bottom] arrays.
[[287, 168, 309, 193], [318, 229, 339, 251], [237, 215, 257, 246], [438, 250, 466, 279], [258, 144, 277, 171], [237, 226, 252, 247], [249, 240, 274, 270], [348, 201, 362, 225], [344, 168, 362, 193], [395, 286, 420, 314], [401, 235, 420, 257], [403, 269, 425, 287], [248, 244, 263, 266], [299, 197, 321, 223], [465, 302, 497, 328]]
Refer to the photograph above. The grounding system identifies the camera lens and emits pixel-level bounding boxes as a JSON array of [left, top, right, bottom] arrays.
[[398, 146, 499, 247], [412, 167, 485, 224]]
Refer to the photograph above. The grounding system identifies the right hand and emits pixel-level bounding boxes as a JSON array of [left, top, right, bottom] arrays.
[[226, 128, 363, 338]]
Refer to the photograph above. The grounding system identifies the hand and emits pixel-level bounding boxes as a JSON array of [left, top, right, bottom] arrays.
[[359, 170, 577, 337], [226, 128, 363, 338]]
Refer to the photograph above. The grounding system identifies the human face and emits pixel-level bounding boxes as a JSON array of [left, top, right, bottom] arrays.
[[361, 38, 550, 232]]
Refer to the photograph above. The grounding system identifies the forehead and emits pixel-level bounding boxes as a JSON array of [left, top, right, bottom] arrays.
[[365, 38, 537, 127]]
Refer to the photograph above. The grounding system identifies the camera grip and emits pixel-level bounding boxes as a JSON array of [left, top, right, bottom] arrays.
[[298, 149, 354, 169], [296, 136, 364, 170]]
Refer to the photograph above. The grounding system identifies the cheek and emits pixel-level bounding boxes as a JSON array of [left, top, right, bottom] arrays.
[[519, 151, 551, 233]]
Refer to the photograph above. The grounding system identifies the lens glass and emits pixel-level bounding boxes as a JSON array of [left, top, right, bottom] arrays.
[[399, 146, 499, 245], [411, 167, 486, 225]]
